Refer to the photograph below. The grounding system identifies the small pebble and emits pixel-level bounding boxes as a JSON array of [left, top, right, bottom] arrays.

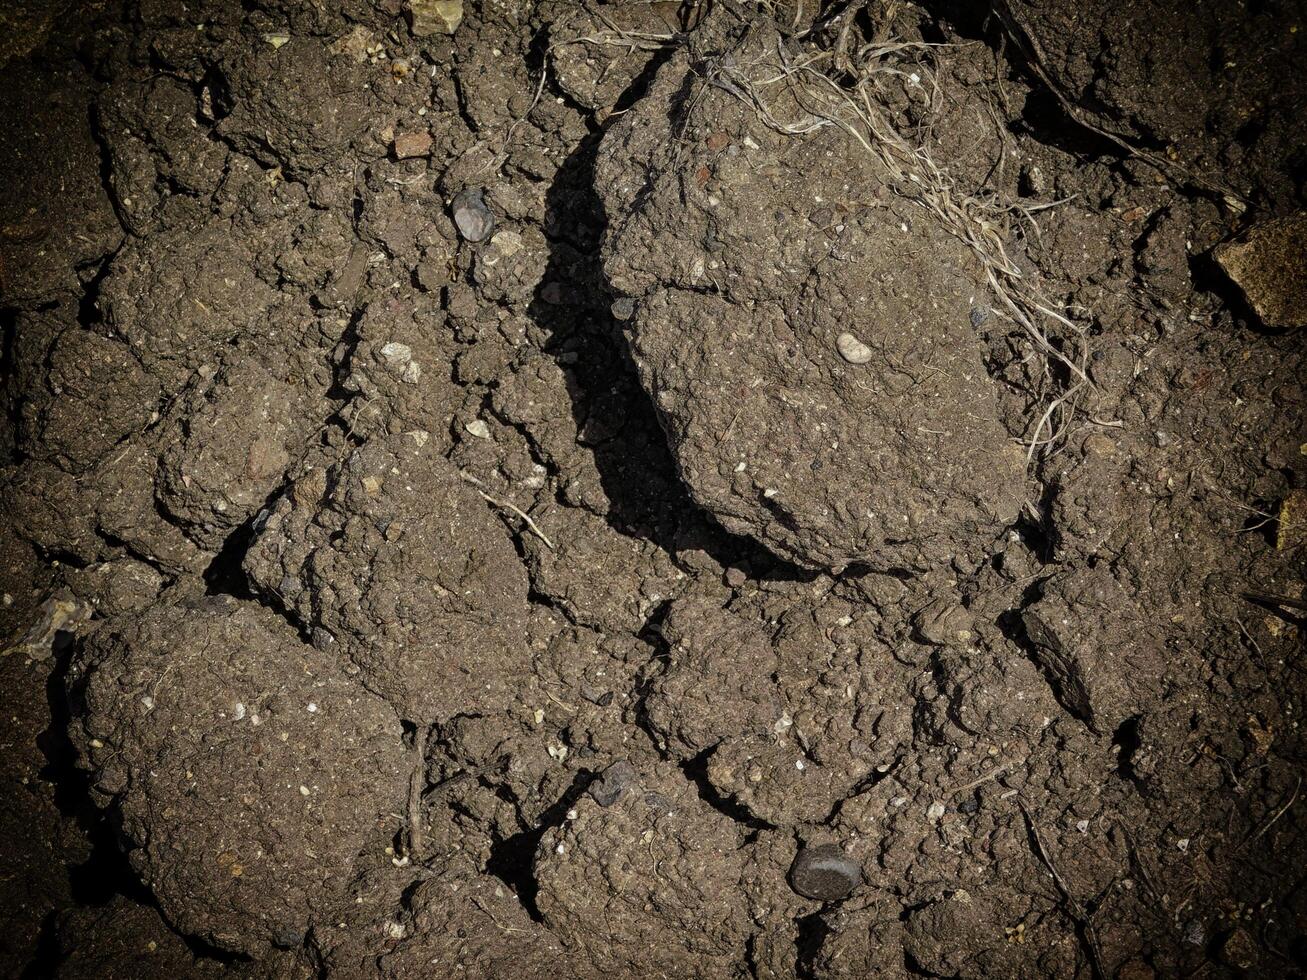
[[451, 188, 494, 243], [392, 131, 433, 159], [836, 331, 873, 364], [488, 230, 524, 260], [611, 297, 636, 321], [588, 760, 636, 807], [958, 796, 979, 815], [789, 844, 863, 901], [464, 419, 491, 440], [724, 566, 747, 588], [969, 305, 990, 328]]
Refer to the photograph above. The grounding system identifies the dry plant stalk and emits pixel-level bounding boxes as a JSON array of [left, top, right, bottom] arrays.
[[705, 33, 1093, 463]]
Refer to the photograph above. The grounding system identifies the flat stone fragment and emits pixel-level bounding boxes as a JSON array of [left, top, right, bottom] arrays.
[[407, 0, 463, 37], [1215, 212, 1307, 328], [393, 131, 433, 159], [587, 760, 637, 807]]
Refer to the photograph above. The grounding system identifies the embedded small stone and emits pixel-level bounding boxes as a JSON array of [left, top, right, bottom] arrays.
[[788, 843, 862, 901], [392, 131, 433, 159], [379, 341, 412, 367], [451, 188, 495, 243], [835, 331, 873, 364], [611, 297, 636, 321], [1220, 927, 1257, 971], [913, 597, 973, 646], [588, 760, 637, 807], [488, 230, 524, 261], [969, 305, 990, 328], [406, 0, 463, 37]]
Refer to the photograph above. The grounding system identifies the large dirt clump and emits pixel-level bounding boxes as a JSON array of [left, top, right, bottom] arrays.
[[67, 597, 409, 954], [596, 31, 1027, 573]]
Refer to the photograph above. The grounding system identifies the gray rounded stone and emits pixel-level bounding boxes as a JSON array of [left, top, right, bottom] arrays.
[[788, 844, 862, 901], [588, 760, 637, 807], [451, 188, 495, 243]]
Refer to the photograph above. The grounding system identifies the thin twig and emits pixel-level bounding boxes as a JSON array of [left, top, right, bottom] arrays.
[[1241, 591, 1307, 612], [1018, 800, 1106, 980], [406, 724, 434, 862], [459, 472, 555, 549], [949, 763, 1010, 797], [1239, 775, 1302, 851]]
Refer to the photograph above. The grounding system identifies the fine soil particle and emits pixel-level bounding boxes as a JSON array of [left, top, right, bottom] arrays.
[[0, 0, 1304, 978]]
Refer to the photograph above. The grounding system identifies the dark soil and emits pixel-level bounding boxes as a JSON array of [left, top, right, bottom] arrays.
[[1, 1, 1304, 978]]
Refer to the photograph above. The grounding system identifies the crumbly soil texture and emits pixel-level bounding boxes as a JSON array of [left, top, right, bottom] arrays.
[[1, 1, 1305, 978]]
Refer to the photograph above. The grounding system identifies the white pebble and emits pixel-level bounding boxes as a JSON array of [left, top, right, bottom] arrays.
[[379, 341, 412, 366], [836, 332, 874, 364]]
